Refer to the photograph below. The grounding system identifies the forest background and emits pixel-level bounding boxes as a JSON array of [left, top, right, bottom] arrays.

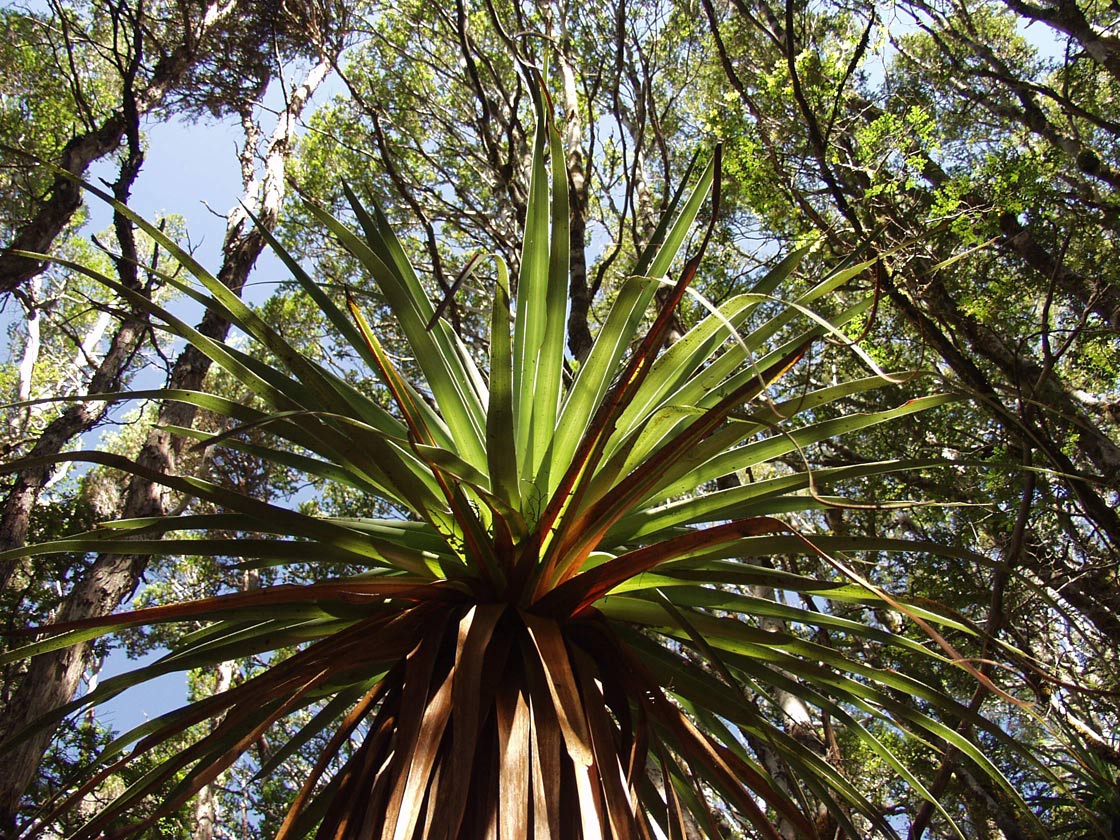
[[1, 0, 1118, 836]]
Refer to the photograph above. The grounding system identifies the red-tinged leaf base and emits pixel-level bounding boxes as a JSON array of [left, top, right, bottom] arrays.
[[264, 602, 806, 840]]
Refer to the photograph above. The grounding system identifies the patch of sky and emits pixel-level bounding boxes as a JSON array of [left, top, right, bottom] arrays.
[[92, 644, 188, 735], [7, 68, 342, 736]]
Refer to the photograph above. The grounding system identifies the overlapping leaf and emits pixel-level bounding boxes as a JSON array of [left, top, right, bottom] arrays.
[[0, 67, 1056, 840]]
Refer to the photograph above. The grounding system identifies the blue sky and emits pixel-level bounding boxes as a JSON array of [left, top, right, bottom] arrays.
[[90, 110, 246, 730], [89, 100, 316, 730], [15, 61, 341, 734]]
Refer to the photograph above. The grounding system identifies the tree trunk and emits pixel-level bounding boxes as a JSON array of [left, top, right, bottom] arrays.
[[192, 658, 237, 840], [0, 57, 330, 831], [708, 0, 1120, 643], [9, 275, 42, 441], [0, 310, 148, 573], [1, 101, 149, 588], [0, 0, 243, 296]]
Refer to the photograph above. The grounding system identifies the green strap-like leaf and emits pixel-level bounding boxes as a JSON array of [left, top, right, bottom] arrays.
[[609, 457, 941, 540], [650, 394, 957, 506], [614, 249, 809, 439], [486, 258, 519, 510], [512, 79, 553, 487], [317, 192, 488, 469], [526, 111, 572, 494], [547, 276, 656, 496]]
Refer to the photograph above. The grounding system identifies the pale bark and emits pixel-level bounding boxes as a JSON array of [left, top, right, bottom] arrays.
[[999, 0, 1120, 85], [10, 276, 42, 440], [1, 127, 149, 585], [193, 566, 258, 837], [953, 762, 1032, 840], [192, 659, 237, 840], [0, 57, 330, 830], [0, 308, 148, 575], [1, 82, 149, 579], [644, 756, 704, 840], [1049, 694, 1120, 766], [751, 580, 820, 840], [708, 481, 837, 839], [68, 311, 114, 391]]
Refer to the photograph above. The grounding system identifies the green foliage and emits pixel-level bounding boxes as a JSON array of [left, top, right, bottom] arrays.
[[0, 65, 1058, 837], [5, 0, 1120, 834], [0, 7, 112, 234]]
